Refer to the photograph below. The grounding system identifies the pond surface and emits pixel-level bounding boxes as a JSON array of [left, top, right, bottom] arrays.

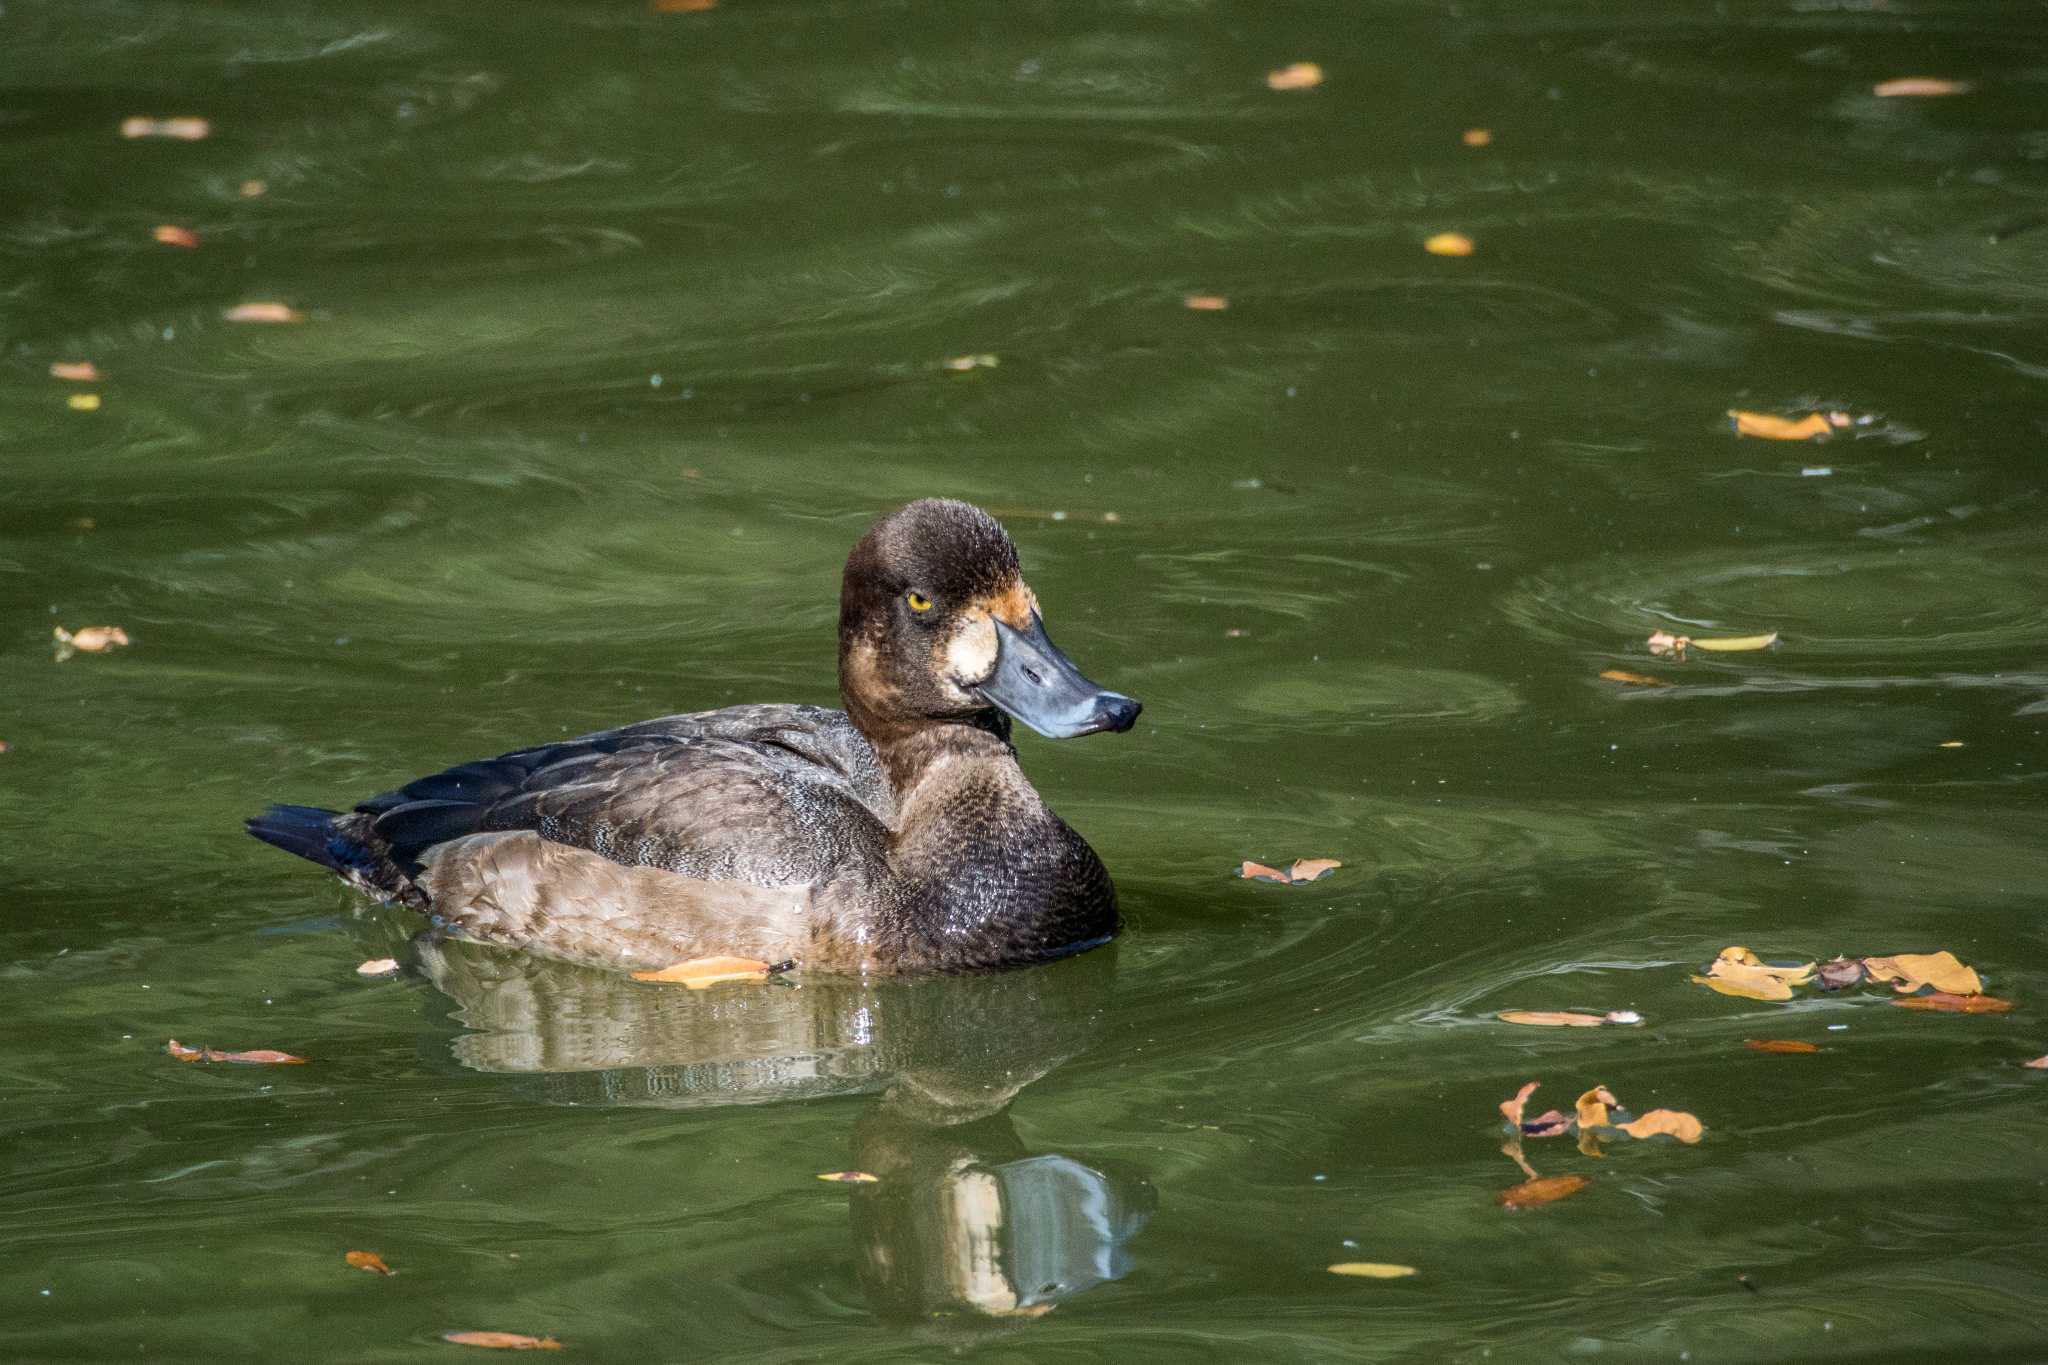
[[5, 1, 2047, 1360]]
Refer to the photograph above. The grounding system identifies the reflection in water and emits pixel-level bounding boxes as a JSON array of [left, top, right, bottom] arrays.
[[414, 935, 1150, 1321]]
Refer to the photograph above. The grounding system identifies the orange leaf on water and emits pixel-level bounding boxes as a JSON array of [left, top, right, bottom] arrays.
[[2023, 1055, 2048, 1069], [443, 1331, 562, 1350], [1744, 1039, 1820, 1053], [224, 301, 305, 323], [1266, 62, 1324, 92], [121, 116, 210, 140], [49, 361, 100, 381], [1497, 1010, 1609, 1027], [1729, 410, 1839, 441], [1498, 1080, 1539, 1128], [1615, 1109, 1705, 1143], [1873, 77, 1971, 97], [356, 958, 400, 977], [1497, 1174, 1589, 1209], [56, 625, 131, 653], [153, 225, 200, 249], [1424, 232, 1475, 257], [344, 1250, 393, 1275], [1183, 294, 1230, 311], [1893, 992, 2013, 1014], [1461, 128, 1493, 147], [630, 955, 773, 988], [1287, 858, 1341, 882], [652, 0, 717, 9], [1600, 669, 1672, 687], [164, 1039, 307, 1065]]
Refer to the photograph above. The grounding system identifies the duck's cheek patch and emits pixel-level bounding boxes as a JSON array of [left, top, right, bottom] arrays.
[[985, 580, 1039, 630], [941, 612, 998, 695]]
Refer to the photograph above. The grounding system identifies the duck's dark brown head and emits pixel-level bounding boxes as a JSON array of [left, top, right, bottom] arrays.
[[838, 499, 1140, 743]]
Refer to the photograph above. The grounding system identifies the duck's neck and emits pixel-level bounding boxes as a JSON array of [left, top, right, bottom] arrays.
[[863, 710, 1019, 812]]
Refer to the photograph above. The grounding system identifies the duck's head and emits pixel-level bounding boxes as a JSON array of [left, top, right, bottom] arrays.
[[838, 499, 1141, 742]]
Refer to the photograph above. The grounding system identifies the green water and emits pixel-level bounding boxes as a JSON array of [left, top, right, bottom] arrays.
[[6, 1, 2048, 1360]]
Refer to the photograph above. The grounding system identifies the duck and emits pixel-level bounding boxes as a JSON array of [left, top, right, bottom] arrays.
[[247, 499, 1141, 975]]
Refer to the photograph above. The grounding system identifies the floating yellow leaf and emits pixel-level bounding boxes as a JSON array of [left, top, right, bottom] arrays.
[[1497, 1174, 1588, 1208], [1266, 62, 1324, 92], [66, 393, 101, 411], [1689, 632, 1780, 653], [239, 179, 267, 197], [1744, 1039, 1820, 1054], [442, 1331, 562, 1350], [120, 116, 209, 140], [816, 1171, 880, 1183], [1729, 410, 1836, 441], [1327, 1262, 1417, 1278], [344, 1249, 393, 1275], [1691, 946, 1814, 1001], [1183, 294, 1230, 311], [1893, 992, 2012, 1014], [1600, 668, 1672, 687], [1461, 128, 1492, 147], [1574, 1086, 1617, 1131], [1873, 77, 1971, 97], [1862, 951, 1983, 997], [630, 955, 773, 988], [1497, 1011, 1609, 1027], [1616, 1109, 1704, 1143], [1424, 232, 1475, 257]]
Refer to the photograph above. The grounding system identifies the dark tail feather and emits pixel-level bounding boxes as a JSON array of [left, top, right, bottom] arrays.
[[246, 804, 347, 872]]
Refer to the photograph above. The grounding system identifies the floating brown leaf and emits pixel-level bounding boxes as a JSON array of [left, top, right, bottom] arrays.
[[165, 1038, 307, 1065], [121, 116, 210, 140], [1574, 1086, 1617, 1131], [153, 225, 200, 249], [239, 179, 267, 197], [1873, 77, 1971, 97], [224, 301, 305, 323], [1424, 232, 1475, 258], [1744, 1039, 1820, 1054], [1600, 669, 1672, 687], [1691, 946, 1815, 1001], [1497, 1010, 1610, 1027], [1815, 956, 1866, 991], [54, 625, 131, 656], [1522, 1109, 1572, 1138], [816, 1171, 880, 1183], [1616, 1109, 1705, 1143], [2023, 1055, 2048, 1069], [1499, 1081, 1539, 1129], [356, 958, 401, 977], [630, 955, 773, 988], [1862, 951, 1983, 997], [442, 1331, 562, 1351], [1327, 1262, 1416, 1278], [1893, 992, 2012, 1014], [1238, 858, 1340, 884], [1183, 294, 1230, 311], [1461, 128, 1492, 147], [1266, 62, 1324, 92], [344, 1250, 393, 1275], [1729, 410, 1838, 441], [1497, 1174, 1589, 1209], [49, 361, 100, 381], [652, 0, 717, 9]]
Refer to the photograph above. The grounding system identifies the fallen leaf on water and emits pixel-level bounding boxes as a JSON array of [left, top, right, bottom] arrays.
[[1729, 410, 1838, 441], [356, 958, 400, 977], [1424, 232, 1475, 257], [1238, 858, 1341, 884], [1691, 946, 1815, 1001], [1499, 1081, 1539, 1128], [442, 1331, 562, 1351], [239, 179, 267, 197], [1522, 1109, 1572, 1138], [1574, 1086, 1617, 1131], [224, 302, 305, 323], [1327, 1262, 1416, 1278], [1862, 951, 1983, 997], [165, 1038, 308, 1064], [1616, 1109, 1705, 1143], [66, 393, 101, 411], [1600, 669, 1672, 687], [816, 1171, 880, 1183], [1873, 77, 1972, 97], [1939, 740, 1965, 749], [2023, 1055, 2048, 1069], [1689, 632, 1780, 653], [344, 1250, 393, 1275], [652, 0, 717, 9], [1815, 956, 1866, 991], [1497, 1174, 1589, 1209], [1745, 1039, 1820, 1053], [940, 353, 998, 372], [630, 955, 773, 988], [121, 116, 210, 140], [1461, 128, 1493, 147], [1893, 992, 2012, 1014], [1266, 62, 1324, 91], [49, 361, 100, 381], [54, 625, 131, 659], [153, 225, 200, 248], [1183, 294, 1230, 311], [1646, 630, 1690, 659], [1499, 1010, 1638, 1031]]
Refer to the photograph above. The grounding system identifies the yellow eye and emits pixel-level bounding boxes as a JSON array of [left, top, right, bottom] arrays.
[[906, 590, 933, 613]]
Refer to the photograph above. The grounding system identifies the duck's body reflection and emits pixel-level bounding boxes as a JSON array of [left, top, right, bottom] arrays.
[[410, 931, 1152, 1320]]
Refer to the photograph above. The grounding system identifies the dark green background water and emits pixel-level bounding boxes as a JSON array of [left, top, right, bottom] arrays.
[[5, 1, 2047, 1360]]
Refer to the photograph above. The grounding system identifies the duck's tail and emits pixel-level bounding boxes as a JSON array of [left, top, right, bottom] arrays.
[[246, 804, 349, 871]]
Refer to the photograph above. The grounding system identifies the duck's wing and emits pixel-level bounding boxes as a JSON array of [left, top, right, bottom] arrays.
[[356, 703, 893, 889]]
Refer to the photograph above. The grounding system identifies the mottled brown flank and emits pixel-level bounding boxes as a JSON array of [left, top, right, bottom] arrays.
[[249, 498, 1124, 974]]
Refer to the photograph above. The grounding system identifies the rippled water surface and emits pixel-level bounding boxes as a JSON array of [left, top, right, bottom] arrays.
[[6, 2, 2048, 1360]]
